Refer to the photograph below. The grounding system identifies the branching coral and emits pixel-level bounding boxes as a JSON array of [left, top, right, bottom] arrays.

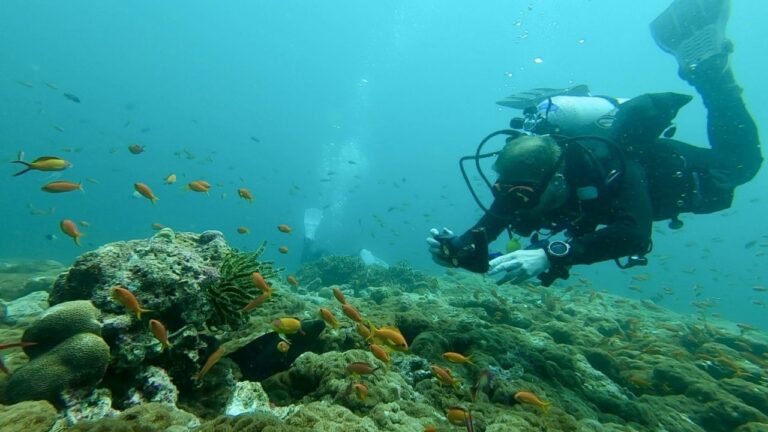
[[204, 242, 283, 329]]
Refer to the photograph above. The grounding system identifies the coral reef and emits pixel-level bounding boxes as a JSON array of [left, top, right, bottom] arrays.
[[2, 230, 768, 431], [3, 300, 109, 404]]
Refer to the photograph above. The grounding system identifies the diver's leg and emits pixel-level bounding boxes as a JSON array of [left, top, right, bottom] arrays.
[[683, 50, 762, 187]]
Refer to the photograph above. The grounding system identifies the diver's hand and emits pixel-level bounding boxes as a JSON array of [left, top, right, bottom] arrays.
[[487, 249, 550, 285], [426, 227, 455, 267]]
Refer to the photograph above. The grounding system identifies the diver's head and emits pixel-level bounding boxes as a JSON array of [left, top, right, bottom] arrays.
[[492, 135, 568, 212]]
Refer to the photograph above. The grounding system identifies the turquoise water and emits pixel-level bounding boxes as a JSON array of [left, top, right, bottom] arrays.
[[0, 0, 766, 329]]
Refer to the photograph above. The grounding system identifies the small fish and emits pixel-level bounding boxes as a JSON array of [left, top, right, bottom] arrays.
[[134, 182, 159, 204], [52, 125, 65, 133], [251, 272, 272, 296], [286, 275, 299, 287], [332, 286, 347, 304], [370, 344, 390, 363], [514, 391, 551, 412], [356, 322, 372, 339], [237, 226, 250, 235], [164, 174, 177, 184], [250, 136, 261, 143], [63, 93, 81, 103], [86, 177, 100, 184], [430, 364, 460, 389], [111, 285, 152, 319], [277, 224, 292, 233], [319, 308, 340, 329], [241, 293, 269, 314], [11, 156, 71, 176], [342, 303, 363, 323], [470, 368, 494, 402], [272, 317, 304, 335], [237, 188, 254, 203], [369, 323, 408, 351], [79, 220, 91, 228], [443, 352, 475, 366], [351, 382, 368, 401], [187, 180, 210, 193], [0, 341, 37, 350], [44, 81, 58, 90], [41, 180, 83, 193], [149, 319, 171, 349], [195, 346, 225, 382], [151, 223, 165, 230], [446, 407, 474, 430], [346, 361, 379, 375], [60, 219, 83, 245], [278, 246, 289, 254], [277, 340, 290, 353], [16, 80, 34, 88]]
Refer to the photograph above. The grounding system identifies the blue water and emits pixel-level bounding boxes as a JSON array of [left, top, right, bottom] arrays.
[[0, 1, 766, 328]]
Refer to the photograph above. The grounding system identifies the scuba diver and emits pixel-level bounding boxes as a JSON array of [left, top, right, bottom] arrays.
[[301, 207, 390, 268], [427, 0, 761, 286]]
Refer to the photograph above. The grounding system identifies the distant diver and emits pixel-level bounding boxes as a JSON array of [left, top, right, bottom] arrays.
[[428, 0, 761, 286]]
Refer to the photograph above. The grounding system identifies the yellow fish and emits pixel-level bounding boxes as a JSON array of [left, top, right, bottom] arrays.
[[12, 156, 71, 176]]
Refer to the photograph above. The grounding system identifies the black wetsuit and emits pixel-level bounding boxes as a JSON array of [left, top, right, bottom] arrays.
[[458, 57, 762, 282]]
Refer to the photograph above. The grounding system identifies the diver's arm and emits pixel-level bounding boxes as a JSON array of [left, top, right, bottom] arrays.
[[554, 160, 653, 267], [457, 198, 513, 246]]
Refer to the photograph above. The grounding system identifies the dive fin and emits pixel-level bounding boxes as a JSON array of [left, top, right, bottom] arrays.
[[496, 84, 591, 110], [650, 0, 731, 69], [303, 208, 323, 241]]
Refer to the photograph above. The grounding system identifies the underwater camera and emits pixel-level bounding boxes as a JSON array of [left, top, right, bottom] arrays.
[[433, 228, 490, 273]]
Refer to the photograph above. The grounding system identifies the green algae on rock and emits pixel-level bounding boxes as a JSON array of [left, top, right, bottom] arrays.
[[0, 400, 58, 432]]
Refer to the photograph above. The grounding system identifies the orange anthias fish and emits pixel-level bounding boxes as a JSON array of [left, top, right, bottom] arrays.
[[237, 226, 250, 235], [187, 180, 211, 193], [149, 319, 171, 349], [41, 180, 83, 193], [514, 391, 552, 413], [332, 287, 347, 304], [0, 342, 37, 374], [134, 182, 159, 204], [443, 352, 475, 366], [286, 275, 299, 287], [431, 364, 460, 389], [369, 323, 408, 351], [12, 156, 71, 176], [237, 188, 254, 203], [319, 308, 340, 329], [164, 174, 177, 184], [60, 219, 83, 245], [251, 272, 272, 297], [342, 303, 363, 323], [278, 246, 289, 254], [111, 286, 152, 319], [446, 406, 474, 430], [346, 361, 379, 376], [277, 340, 291, 353], [369, 344, 390, 364], [351, 382, 368, 401], [277, 224, 292, 233], [241, 293, 269, 314], [195, 346, 226, 382], [128, 144, 145, 154]]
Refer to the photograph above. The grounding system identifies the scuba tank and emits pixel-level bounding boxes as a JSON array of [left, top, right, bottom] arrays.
[[531, 96, 628, 136], [497, 85, 627, 137]]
